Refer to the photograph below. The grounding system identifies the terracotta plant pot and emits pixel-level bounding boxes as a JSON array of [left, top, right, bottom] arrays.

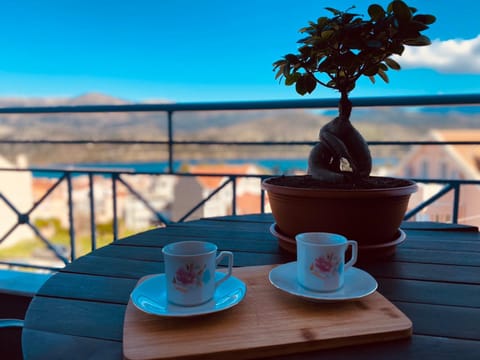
[[262, 175, 417, 261]]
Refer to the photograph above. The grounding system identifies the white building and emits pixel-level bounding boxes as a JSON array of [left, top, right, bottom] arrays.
[[394, 129, 480, 227], [0, 155, 34, 248]]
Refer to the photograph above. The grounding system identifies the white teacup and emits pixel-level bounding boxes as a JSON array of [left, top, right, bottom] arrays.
[[296, 232, 357, 292], [162, 241, 233, 306]]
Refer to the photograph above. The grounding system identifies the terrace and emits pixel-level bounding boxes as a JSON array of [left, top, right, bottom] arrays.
[[0, 93, 479, 359]]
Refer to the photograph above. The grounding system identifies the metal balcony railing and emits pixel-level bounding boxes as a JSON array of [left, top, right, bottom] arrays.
[[0, 94, 479, 271]]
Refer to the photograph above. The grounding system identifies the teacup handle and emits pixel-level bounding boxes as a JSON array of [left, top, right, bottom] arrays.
[[345, 240, 358, 270], [215, 251, 233, 288]]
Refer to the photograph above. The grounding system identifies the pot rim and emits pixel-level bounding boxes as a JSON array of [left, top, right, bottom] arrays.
[[261, 175, 418, 198]]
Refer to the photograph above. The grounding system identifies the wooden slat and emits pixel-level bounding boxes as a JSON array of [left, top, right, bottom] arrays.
[[271, 334, 480, 360], [94, 243, 292, 266], [394, 301, 480, 340], [22, 332, 480, 360], [401, 221, 478, 232], [400, 239, 480, 252], [118, 232, 280, 253], [93, 244, 165, 261], [403, 233, 480, 246], [393, 247, 480, 266], [24, 296, 126, 342], [364, 261, 480, 284], [200, 214, 274, 224], [170, 220, 271, 231], [22, 329, 122, 360], [122, 221, 272, 241], [377, 278, 480, 308], [61, 256, 163, 279], [37, 272, 137, 304]]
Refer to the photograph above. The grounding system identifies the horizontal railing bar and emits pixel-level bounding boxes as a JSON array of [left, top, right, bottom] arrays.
[[0, 260, 61, 272], [1, 139, 479, 146], [367, 141, 480, 146], [0, 94, 478, 114], [0, 167, 137, 174], [0, 167, 479, 185]]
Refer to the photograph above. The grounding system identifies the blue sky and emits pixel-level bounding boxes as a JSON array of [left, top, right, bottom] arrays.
[[0, 0, 479, 102]]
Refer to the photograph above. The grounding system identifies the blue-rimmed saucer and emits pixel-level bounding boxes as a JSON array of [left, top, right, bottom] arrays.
[[131, 272, 246, 317], [269, 261, 377, 302]]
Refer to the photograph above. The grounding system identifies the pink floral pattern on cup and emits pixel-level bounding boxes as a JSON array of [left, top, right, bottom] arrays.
[[310, 252, 341, 279], [173, 263, 207, 293]]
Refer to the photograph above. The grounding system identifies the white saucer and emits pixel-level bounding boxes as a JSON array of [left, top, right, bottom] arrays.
[[269, 262, 377, 303], [131, 272, 246, 317]]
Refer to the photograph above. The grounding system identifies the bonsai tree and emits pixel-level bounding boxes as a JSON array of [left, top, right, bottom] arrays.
[[273, 0, 435, 184]]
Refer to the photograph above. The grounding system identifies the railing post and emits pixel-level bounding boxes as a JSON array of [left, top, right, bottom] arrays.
[[452, 183, 460, 224], [66, 173, 76, 261], [260, 178, 266, 214], [168, 111, 174, 174], [112, 174, 119, 241], [231, 177, 237, 216], [88, 174, 97, 250]]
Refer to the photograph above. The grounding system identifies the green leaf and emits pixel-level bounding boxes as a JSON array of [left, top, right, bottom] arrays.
[[392, 0, 411, 23], [368, 4, 385, 21], [316, 17, 329, 27], [304, 75, 317, 93], [274, 66, 284, 80], [272, 60, 286, 74], [321, 30, 334, 39], [409, 21, 429, 32], [384, 58, 401, 70], [342, 13, 356, 24], [318, 57, 334, 72], [413, 14, 436, 25], [404, 35, 431, 46], [325, 7, 341, 15], [377, 68, 389, 83], [391, 44, 405, 55], [363, 65, 379, 76], [285, 73, 300, 86], [295, 75, 316, 95], [285, 54, 299, 62]]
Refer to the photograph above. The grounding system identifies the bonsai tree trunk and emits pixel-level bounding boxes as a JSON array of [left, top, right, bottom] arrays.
[[308, 92, 372, 183]]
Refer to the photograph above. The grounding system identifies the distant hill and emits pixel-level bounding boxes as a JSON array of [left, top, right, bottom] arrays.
[[0, 92, 132, 107], [0, 93, 478, 165]]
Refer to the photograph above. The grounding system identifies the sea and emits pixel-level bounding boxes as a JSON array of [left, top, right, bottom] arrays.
[[32, 157, 398, 178]]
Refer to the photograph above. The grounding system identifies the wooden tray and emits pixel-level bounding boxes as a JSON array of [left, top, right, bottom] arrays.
[[123, 265, 412, 360]]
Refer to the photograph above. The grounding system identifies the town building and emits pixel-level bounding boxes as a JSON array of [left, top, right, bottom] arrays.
[[394, 129, 480, 227], [171, 164, 269, 221]]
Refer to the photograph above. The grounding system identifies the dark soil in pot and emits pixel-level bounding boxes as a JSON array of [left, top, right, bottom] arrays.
[[267, 175, 412, 190]]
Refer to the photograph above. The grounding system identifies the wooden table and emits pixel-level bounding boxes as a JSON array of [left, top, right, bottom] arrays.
[[22, 214, 480, 359]]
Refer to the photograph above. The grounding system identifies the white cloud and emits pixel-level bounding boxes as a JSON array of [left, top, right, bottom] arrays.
[[393, 35, 480, 74]]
